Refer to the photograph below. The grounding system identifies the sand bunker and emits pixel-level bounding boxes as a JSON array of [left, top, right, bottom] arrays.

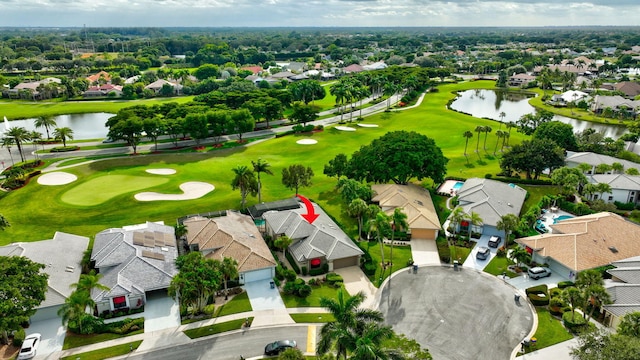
[[38, 172, 78, 186], [146, 168, 177, 175], [296, 139, 318, 145], [134, 182, 214, 201], [335, 126, 356, 132], [357, 123, 379, 128]]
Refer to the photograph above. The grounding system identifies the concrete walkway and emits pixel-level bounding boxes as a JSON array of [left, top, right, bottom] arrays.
[[519, 338, 578, 360]]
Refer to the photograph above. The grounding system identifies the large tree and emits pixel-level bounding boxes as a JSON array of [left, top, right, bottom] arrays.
[[183, 113, 209, 146], [348, 198, 368, 241], [289, 103, 319, 126], [228, 108, 255, 142], [337, 131, 448, 185], [168, 252, 223, 314], [551, 166, 589, 197], [34, 115, 57, 139], [500, 138, 565, 179], [533, 121, 578, 151], [5, 126, 29, 163], [107, 115, 144, 154], [571, 328, 640, 360], [516, 110, 554, 135], [231, 165, 258, 209], [281, 164, 314, 195], [289, 80, 325, 105], [0, 256, 48, 344]]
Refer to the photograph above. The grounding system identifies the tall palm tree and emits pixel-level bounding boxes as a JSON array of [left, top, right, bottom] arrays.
[[369, 211, 391, 276], [482, 125, 492, 152], [28, 131, 42, 160], [562, 287, 583, 322], [505, 122, 516, 146], [449, 207, 466, 242], [462, 130, 473, 157], [510, 246, 531, 268], [498, 111, 506, 128], [493, 130, 504, 156], [330, 81, 347, 122], [251, 158, 273, 203], [53, 127, 74, 147], [230, 165, 258, 210], [34, 115, 57, 139], [58, 290, 92, 334], [467, 211, 483, 239], [5, 126, 29, 162], [72, 270, 110, 297], [220, 257, 239, 300], [584, 285, 611, 322], [389, 208, 408, 269], [350, 322, 405, 360], [1, 136, 15, 166], [496, 214, 519, 248], [348, 198, 368, 241], [474, 125, 484, 155]]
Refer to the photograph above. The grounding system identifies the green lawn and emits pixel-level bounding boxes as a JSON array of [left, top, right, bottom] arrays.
[[281, 283, 343, 307], [60, 175, 169, 206], [521, 307, 573, 355], [290, 313, 335, 323], [483, 255, 518, 278], [62, 329, 144, 350], [449, 245, 472, 264], [60, 340, 143, 360], [0, 80, 536, 245], [183, 317, 253, 339], [361, 241, 413, 286], [215, 291, 253, 317], [521, 185, 562, 214]]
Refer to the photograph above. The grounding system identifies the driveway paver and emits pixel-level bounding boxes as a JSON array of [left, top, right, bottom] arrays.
[[244, 279, 286, 311], [378, 266, 534, 360], [30, 318, 66, 359], [410, 239, 441, 266]]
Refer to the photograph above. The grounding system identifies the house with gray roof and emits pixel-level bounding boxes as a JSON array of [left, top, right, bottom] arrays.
[[263, 201, 363, 271], [566, 151, 640, 175], [144, 79, 183, 95], [0, 232, 89, 323], [453, 178, 527, 238], [586, 174, 640, 204], [590, 95, 640, 116], [603, 256, 640, 329], [183, 211, 277, 284], [90, 222, 178, 316]]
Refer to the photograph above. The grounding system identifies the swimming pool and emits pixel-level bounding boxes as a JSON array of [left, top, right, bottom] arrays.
[[452, 181, 464, 191], [554, 215, 574, 224]]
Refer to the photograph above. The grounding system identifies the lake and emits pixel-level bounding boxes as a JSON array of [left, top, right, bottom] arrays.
[[2, 113, 114, 140], [449, 89, 627, 139]]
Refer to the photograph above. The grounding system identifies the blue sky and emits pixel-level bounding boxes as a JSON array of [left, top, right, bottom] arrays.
[[1, 0, 638, 27]]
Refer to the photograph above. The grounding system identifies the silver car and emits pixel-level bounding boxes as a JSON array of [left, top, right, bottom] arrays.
[[476, 246, 490, 260], [528, 267, 552, 280], [17, 333, 41, 360]]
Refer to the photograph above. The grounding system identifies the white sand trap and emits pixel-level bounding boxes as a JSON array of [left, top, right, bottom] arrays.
[[146, 168, 177, 175], [357, 123, 379, 128], [135, 181, 214, 201], [335, 126, 356, 132], [296, 139, 318, 145], [38, 172, 78, 186]]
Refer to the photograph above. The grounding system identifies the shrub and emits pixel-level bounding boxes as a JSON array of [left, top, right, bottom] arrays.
[[363, 262, 377, 276], [285, 251, 300, 274], [314, 125, 324, 131], [549, 288, 562, 298], [13, 328, 25, 347], [301, 266, 308, 276], [326, 273, 343, 286], [285, 269, 297, 282], [298, 284, 312, 298], [273, 278, 281, 287], [283, 281, 298, 295], [549, 297, 566, 316], [309, 263, 329, 276], [203, 304, 216, 315], [308, 278, 317, 286], [557, 281, 575, 289], [496, 246, 507, 257], [50, 146, 80, 152], [562, 311, 588, 332], [303, 124, 314, 132], [275, 265, 286, 281], [526, 284, 549, 306], [615, 201, 636, 211]]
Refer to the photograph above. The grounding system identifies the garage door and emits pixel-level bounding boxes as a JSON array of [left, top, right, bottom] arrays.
[[332, 256, 359, 269], [30, 305, 61, 323], [411, 229, 436, 240], [243, 267, 274, 283]]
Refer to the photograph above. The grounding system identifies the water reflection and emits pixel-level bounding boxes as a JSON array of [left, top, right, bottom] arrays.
[[2, 113, 113, 140], [450, 89, 627, 139]]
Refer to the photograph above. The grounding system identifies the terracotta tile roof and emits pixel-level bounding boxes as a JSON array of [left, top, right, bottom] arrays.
[[241, 66, 263, 75], [86, 70, 111, 83], [371, 184, 440, 231], [517, 212, 640, 271], [184, 211, 276, 273]]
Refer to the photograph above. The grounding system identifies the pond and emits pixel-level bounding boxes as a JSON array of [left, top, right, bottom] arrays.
[[449, 89, 627, 139], [2, 112, 114, 140]]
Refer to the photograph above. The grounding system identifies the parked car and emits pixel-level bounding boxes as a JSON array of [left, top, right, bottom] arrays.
[[528, 267, 552, 280], [488, 235, 502, 248], [265, 340, 297, 356], [17, 333, 41, 360], [476, 246, 490, 260]]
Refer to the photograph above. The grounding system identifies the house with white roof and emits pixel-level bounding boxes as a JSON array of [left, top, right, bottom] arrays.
[[566, 151, 640, 175], [603, 257, 640, 328], [145, 79, 183, 95], [586, 174, 640, 204], [263, 201, 364, 271]]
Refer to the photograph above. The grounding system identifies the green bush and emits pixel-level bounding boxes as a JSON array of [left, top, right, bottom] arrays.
[[298, 284, 312, 298], [326, 273, 343, 286], [285, 269, 297, 282], [614, 201, 636, 211], [362, 262, 377, 276], [13, 328, 25, 347], [332, 281, 343, 288], [526, 284, 549, 306], [309, 263, 329, 276], [557, 281, 575, 289], [562, 311, 588, 332], [301, 266, 308, 276], [50, 146, 80, 152], [283, 281, 298, 295], [285, 251, 300, 274], [549, 288, 562, 298], [525, 284, 549, 295], [203, 304, 216, 315]]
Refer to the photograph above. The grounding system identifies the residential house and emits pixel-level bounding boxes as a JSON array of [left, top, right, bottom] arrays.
[[0, 232, 89, 323], [83, 84, 123, 98], [284, 62, 307, 73], [343, 64, 364, 73], [371, 183, 441, 240], [508, 73, 536, 88], [566, 151, 640, 175], [5, 77, 62, 99], [263, 201, 364, 271], [603, 257, 640, 328], [363, 62, 388, 71], [145, 79, 183, 95], [560, 90, 588, 103], [90, 222, 178, 316], [590, 95, 640, 116], [241, 66, 263, 75], [586, 174, 640, 204], [453, 178, 527, 238], [615, 82, 640, 99], [517, 212, 640, 279], [183, 211, 277, 284], [87, 71, 111, 85]]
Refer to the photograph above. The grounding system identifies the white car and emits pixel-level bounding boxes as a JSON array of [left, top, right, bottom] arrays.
[[17, 333, 41, 360], [528, 267, 552, 280]]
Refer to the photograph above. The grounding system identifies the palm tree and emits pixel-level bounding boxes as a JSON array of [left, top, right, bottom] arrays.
[[34, 115, 57, 139], [611, 162, 624, 174], [72, 270, 110, 296], [348, 198, 368, 241], [482, 126, 492, 152], [467, 211, 483, 239], [53, 127, 74, 147], [584, 285, 611, 322], [595, 182, 612, 201], [350, 322, 404, 360], [0, 214, 10, 231], [220, 257, 239, 300], [493, 130, 504, 156], [474, 125, 484, 155], [5, 126, 29, 162], [510, 246, 531, 268], [369, 211, 391, 276], [174, 223, 188, 239], [389, 208, 408, 269], [1, 136, 15, 166], [562, 287, 583, 322], [230, 165, 258, 209], [498, 111, 506, 129], [58, 290, 92, 334], [496, 214, 519, 248], [462, 130, 473, 157], [448, 207, 466, 242], [28, 131, 42, 159], [330, 81, 347, 122], [252, 158, 273, 203], [505, 122, 516, 146], [577, 162, 592, 174], [274, 234, 293, 259]]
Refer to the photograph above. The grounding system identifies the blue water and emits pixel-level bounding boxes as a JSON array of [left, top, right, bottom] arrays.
[[554, 215, 574, 224], [453, 181, 464, 190]]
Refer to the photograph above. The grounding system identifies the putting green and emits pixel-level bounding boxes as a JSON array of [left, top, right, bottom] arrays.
[[61, 175, 169, 206]]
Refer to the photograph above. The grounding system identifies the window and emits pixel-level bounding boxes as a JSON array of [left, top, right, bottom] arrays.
[[608, 196, 613, 201], [113, 296, 127, 309]]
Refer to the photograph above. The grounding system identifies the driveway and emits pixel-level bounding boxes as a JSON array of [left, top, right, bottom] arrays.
[[410, 239, 441, 266], [333, 266, 377, 308], [30, 318, 66, 359], [506, 271, 570, 291], [378, 266, 534, 360], [244, 279, 286, 311], [143, 291, 181, 333], [463, 235, 500, 271]]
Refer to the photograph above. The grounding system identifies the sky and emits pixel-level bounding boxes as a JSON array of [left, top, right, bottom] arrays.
[[1, 0, 639, 28]]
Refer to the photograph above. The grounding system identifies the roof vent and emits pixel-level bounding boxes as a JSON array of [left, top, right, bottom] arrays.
[[609, 246, 618, 253]]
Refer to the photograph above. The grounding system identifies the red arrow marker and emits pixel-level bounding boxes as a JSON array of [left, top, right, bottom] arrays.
[[297, 194, 319, 224]]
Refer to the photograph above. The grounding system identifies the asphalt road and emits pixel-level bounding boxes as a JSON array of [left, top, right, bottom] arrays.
[[123, 325, 316, 360]]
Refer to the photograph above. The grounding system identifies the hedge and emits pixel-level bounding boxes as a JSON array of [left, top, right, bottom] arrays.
[[309, 263, 329, 276], [326, 273, 343, 287], [285, 250, 301, 274], [526, 284, 549, 306], [13, 328, 25, 347], [557, 281, 575, 289], [562, 311, 588, 332]]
